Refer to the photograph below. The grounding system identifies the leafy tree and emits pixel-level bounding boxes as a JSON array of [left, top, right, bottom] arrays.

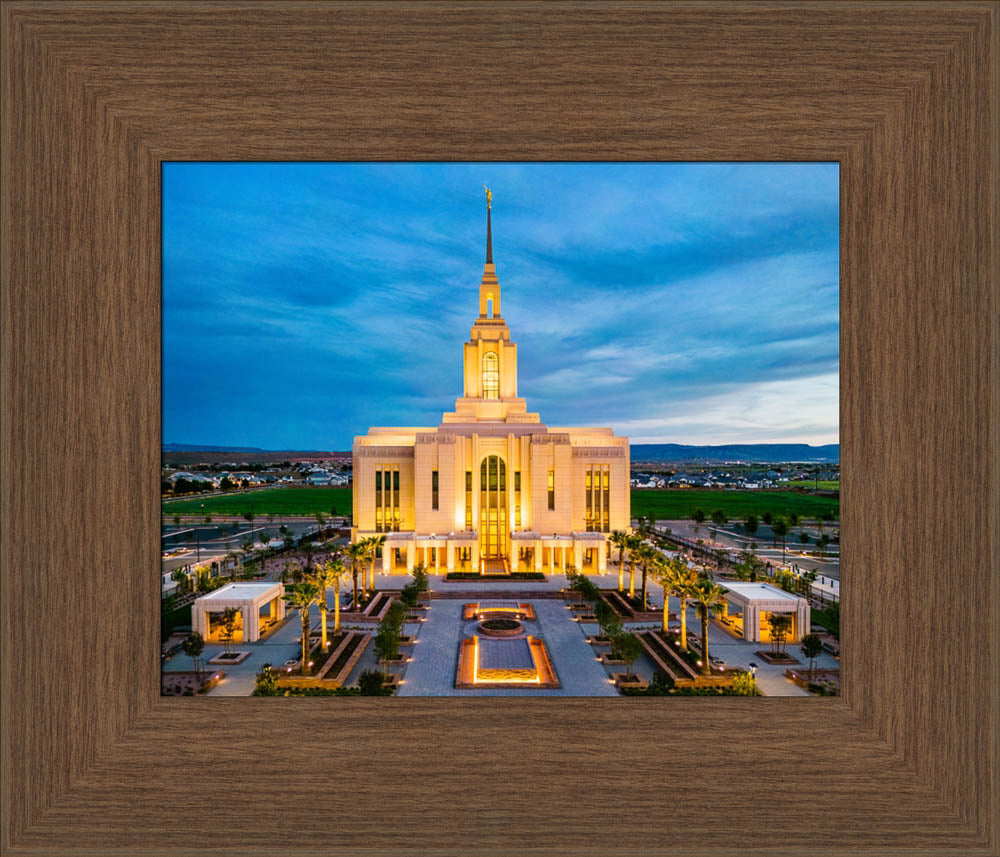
[[358, 669, 384, 695], [761, 511, 774, 526], [374, 611, 403, 677], [182, 631, 205, 677], [411, 564, 429, 593], [172, 513, 181, 526], [817, 533, 830, 550], [594, 598, 623, 641], [400, 582, 420, 610], [283, 582, 320, 675], [771, 518, 790, 563], [692, 508, 706, 525], [799, 531, 811, 544], [613, 632, 643, 682], [711, 509, 727, 526], [219, 607, 239, 655], [204, 514, 212, 524], [767, 614, 792, 655], [787, 512, 799, 526], [800, 633, 824, 679], [744, 514, 759, 536], [243, 510, 256, 534]]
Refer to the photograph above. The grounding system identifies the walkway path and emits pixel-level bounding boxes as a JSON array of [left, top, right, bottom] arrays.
[[398, 599, 617, 697]]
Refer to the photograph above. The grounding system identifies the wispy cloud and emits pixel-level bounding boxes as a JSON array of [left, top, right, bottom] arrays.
[[163, 162, 839, 449]]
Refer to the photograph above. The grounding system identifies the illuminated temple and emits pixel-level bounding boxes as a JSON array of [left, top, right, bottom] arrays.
[[352, 191, 630, 575]]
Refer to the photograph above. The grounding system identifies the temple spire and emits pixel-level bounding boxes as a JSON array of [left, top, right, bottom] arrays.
[[483, 185, 493, 263]]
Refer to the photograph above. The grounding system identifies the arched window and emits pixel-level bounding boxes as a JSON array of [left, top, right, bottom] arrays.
[[482, 351, 499, 399]]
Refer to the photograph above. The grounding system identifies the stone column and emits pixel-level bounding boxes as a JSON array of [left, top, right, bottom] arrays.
[[446, 542, 456, 573], [406, 541, 415, 574], [511, 545, 520, 572], [434, 546, 440, 574], [548, 546, 554, 575], [598, 539, 607, 574], [382, 544, 391, 575], [573, 541, 583, 572], [534, 542, 543, 572], [471, 539, 480, 574], [243, 604, 259, 643]]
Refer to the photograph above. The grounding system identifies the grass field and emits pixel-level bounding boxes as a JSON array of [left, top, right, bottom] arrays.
[[162, 486, 352, 517], [163, 485, 838, 521], [629, 489, 838, 521], [789, 479, 840, 491]]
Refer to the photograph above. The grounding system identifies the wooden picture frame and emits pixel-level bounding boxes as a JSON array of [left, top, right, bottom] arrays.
[[3, 3, 997, 854]]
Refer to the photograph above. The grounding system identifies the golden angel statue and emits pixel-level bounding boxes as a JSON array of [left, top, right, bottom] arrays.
[[483, 185, 492, 209]]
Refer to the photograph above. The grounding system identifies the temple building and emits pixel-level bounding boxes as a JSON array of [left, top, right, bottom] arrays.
[[352, 191, 630, 575]]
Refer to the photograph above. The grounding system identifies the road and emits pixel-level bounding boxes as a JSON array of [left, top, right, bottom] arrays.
[[656, 519, 841, 581]]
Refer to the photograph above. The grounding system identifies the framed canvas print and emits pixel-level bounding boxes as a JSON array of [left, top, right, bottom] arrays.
[[3, 3, 997, 856], [159, 161, 841, 702]]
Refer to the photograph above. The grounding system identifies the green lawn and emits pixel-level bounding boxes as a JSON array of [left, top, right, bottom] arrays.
[[162, 486, 351, 517], [630, 489, 839, 521], [164, 485, 838, 521], [789, 479, 840, 491]]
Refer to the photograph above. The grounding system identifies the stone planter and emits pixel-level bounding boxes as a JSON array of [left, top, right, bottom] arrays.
[[612, 673, 648, 690]]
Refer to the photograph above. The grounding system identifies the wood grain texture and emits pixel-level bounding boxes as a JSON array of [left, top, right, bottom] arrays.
[[1, 3, 996, 854]]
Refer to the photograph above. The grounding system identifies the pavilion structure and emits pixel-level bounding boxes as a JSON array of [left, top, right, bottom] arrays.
[[352, 190, 630, 576], [719, 581, 811, 643], [191, 582, 286, 644]]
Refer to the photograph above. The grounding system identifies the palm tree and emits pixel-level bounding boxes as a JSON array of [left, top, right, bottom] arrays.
[[649, 555, 672, 632], [671, 558, 701, 649], [625, 533, 642, 599], [609, 530, 627, 591], [690, 580, 727, 675], [324, 556, 349, 634], [282, 582, 320, 676], [345, 541, 367, 610], [366, 534, 386, 589], [309, 559, 344, 650], [635, 542, 657, 609]]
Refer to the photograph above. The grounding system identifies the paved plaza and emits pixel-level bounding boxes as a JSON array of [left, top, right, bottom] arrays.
[[398, 599, 618, 697], [163, 567, 838, 696]]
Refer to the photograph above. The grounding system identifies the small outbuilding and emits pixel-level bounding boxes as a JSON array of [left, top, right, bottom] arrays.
[[192, 582, 285, 644], [719, 581, 810, 644]]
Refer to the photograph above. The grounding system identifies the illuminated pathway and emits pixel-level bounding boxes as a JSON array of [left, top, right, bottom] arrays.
[[398, 599, 617, 697]]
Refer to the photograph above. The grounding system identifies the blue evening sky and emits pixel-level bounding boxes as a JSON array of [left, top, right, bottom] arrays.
[[163, 162, 839, 450]]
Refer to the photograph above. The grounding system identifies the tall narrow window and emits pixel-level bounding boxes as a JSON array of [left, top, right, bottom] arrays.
[[465, 470, 473, 530], [602, 467, 610, 532], [514, 471, 521, 529], [482, 351, 499, 399], [547, 469, 555, 511], [431, 469, 439, 510]]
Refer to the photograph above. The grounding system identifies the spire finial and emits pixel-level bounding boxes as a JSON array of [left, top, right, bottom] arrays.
[[483, 185, 493, 263]]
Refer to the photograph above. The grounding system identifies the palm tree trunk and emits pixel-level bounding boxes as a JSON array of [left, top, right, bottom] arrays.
[[617, 550, 624, 591], [662, 594, 669, 633], [700, 612, 711, 675], [320, 603, 328, 650], [641, 566, 647, 609], [334, 583, 341, 634], [628, 560, 635, 599], [352, 569, 358, 611], [680, 596, 688, 649], [301, 611, 310, 676]]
